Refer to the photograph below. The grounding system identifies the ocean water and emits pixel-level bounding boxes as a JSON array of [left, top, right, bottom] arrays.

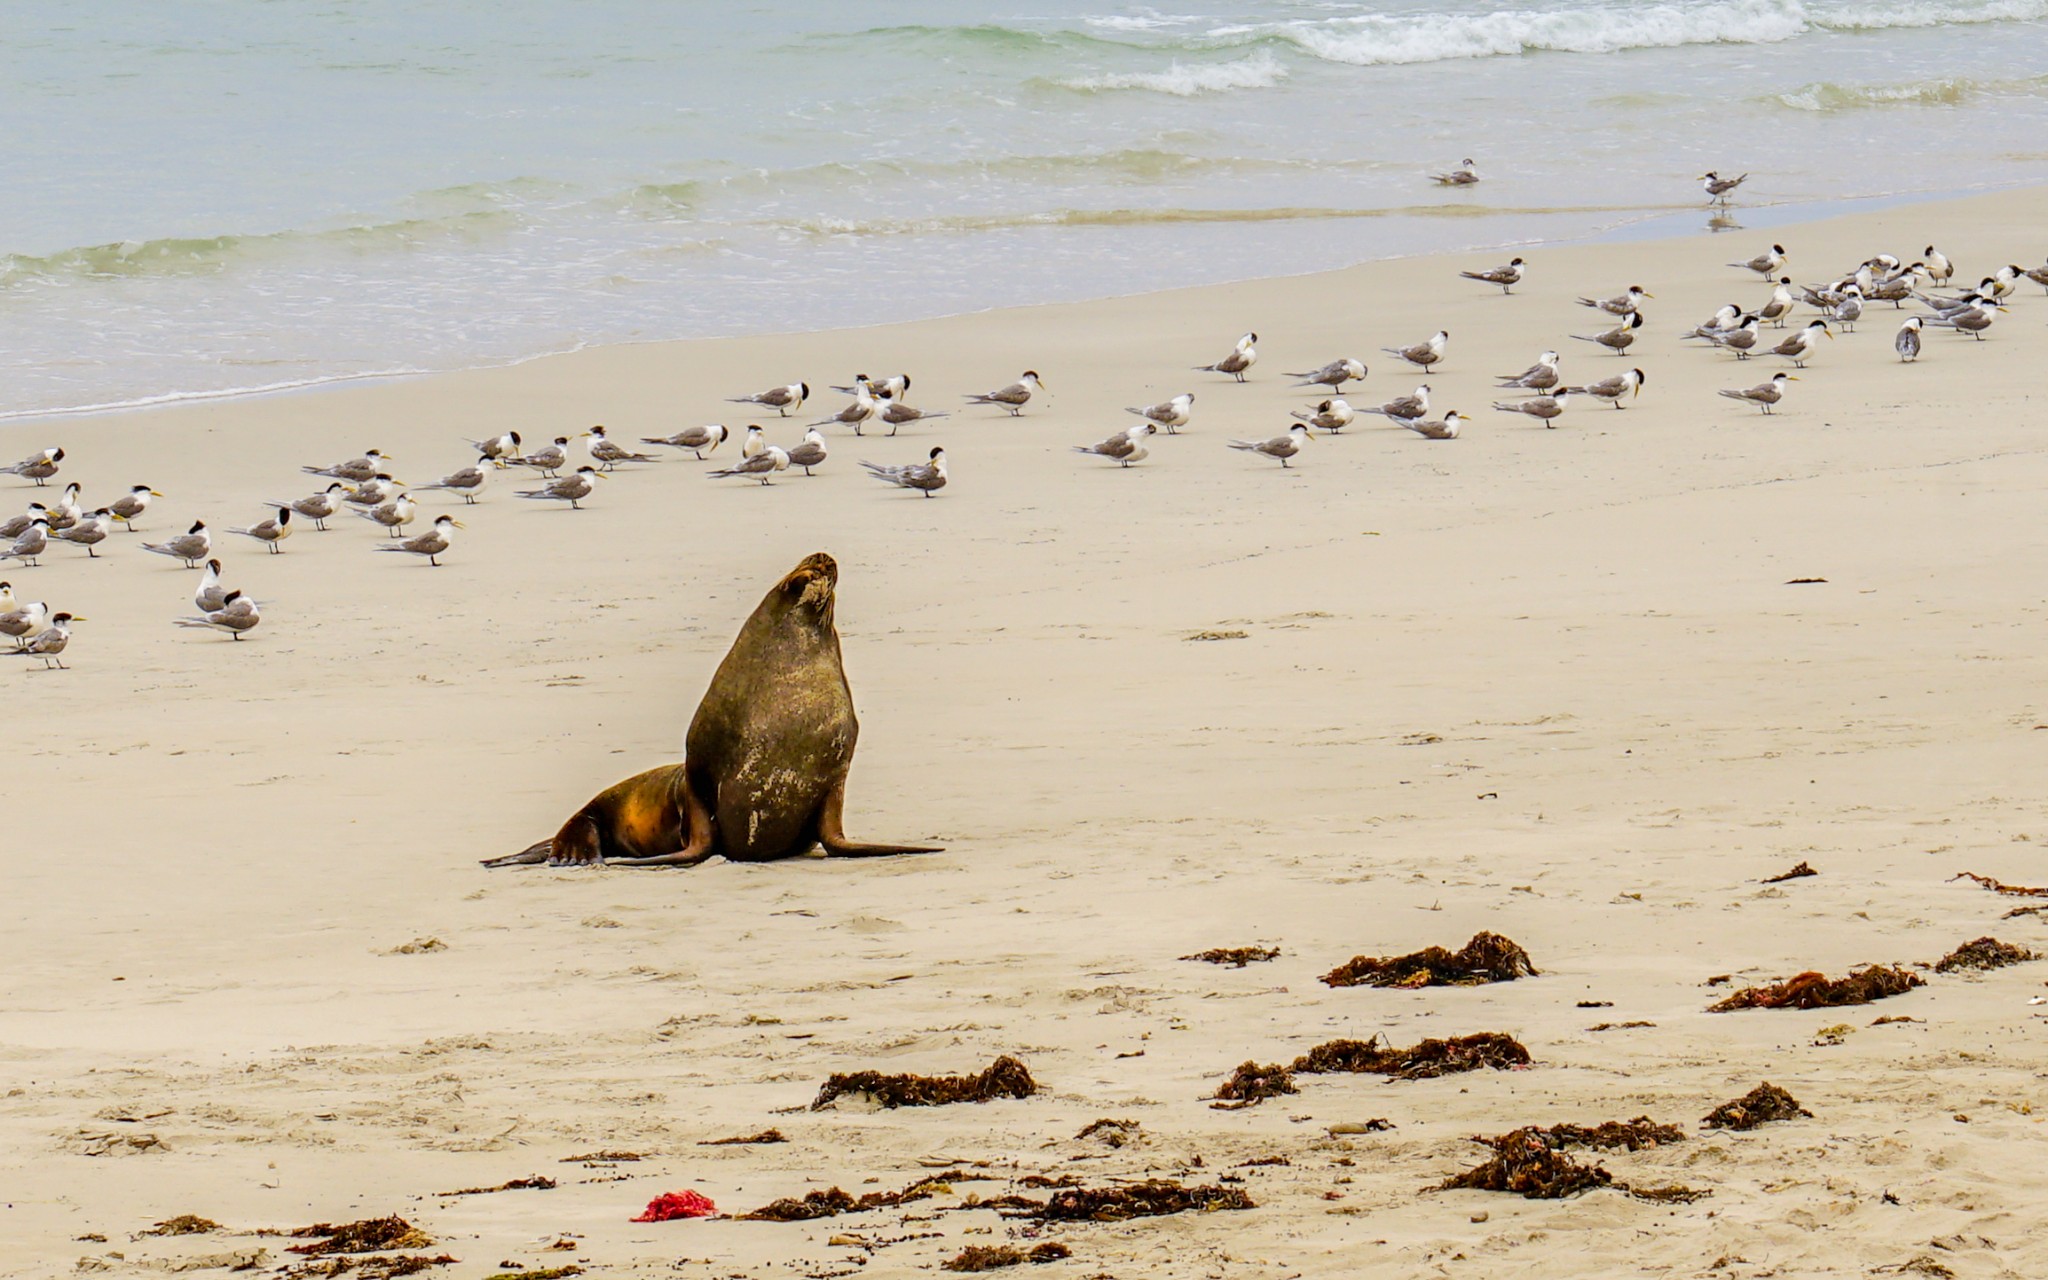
[[5, 0, 2048, 419]]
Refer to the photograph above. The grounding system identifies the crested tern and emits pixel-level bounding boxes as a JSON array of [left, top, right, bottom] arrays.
[[343, 474, 403, 508], [1572, 311, 1644, 355], [1757, 277, 1797, 327], [1492, 392, 1570, 427], [9, 610, 80, 667], [1577, 285, 1652, 316], [1, 517, 51, 566], [1563, 367, 1646, 409], [175, 591, 261, 639], [357, 492, 418, 536], [375, 515, 463, 566], [1730, 244, 1786, 276], [1227, 423, 1312, 466], [709, 446, 792, 485], [0, 504, 49, 540], [1405, 411, 1466, 440], [275, 483, 352, 530], [812, 383, 878, 434], [518, 465, 606, 507], [1699, 171, 1747, 204], [45, 483, 83, 532], [142, 520, 213, 568], [862, 446, 948, 496], [2, 448, 64, 487], [0, 595, 49, 649], [1383, 330, 1448, 371], [1431, 158, 1479, 186], [1894, 316, 1923, 362], [1763, 319, 1831, 367], [302, 449, 392, 484], [1073, 423, 1156, 467], [728, 382, 809, 417], [1359, 384, 1431, 422], [466, 430, 523, 465], [1291, 398, 1355, 432], [1495, 351, 1561, 391], [1126, 392, 1195, 434], [966, 371, 1044, 413], [1196, 334, 1258, 383], [641, 423, 730, 458], [786, 428, 830, 475], [417, 459, 492, 503], [109, 485, 161, 532], [1459, 257, 1524, 294], [512, 436, 576, 478], [54, 508, 114, 556], [586, 426, 656, 470], [1719, 371, 1796, 413], [876, 390, 947, 433], [1288, 357, 1367, 390], [230, 506, 295, 552], [195, 559, 231, 613]]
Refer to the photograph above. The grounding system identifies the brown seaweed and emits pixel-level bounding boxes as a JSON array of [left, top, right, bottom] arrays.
[[482, 1268, 581, 1280], [811, 1055, 1036, 1110], [436, 1176, 554, 1196], [1073, 1118, 1139, 1147], [1528, 1118, 1684, 1152], [1627, 1184, 1711, 1204], [1180, 947, 1281, 967], [1290, 1032, 1531, 1079], [1707, 966, 1923, 1011], [1934, 937, 2037, 973], [1952, 871, 2048, 897], [1210, 1061, 1298, 1109], [1702, 1083, 1811, 1130], [1761, 861, 1818, 884], [941, 1243, 1070, 1271], [286, 1259, 461, 1280], [142, 1216, 223, 1236], [1321, 932, 1537, 988], [701, 1129, 789, 1145], [1036, 1181, 1255, 1222], [287, 1218, 434, 1256], [558, 1150, 642, 1163], [1431, 1128, 1612, 1199], [740, 1174, 965, 1222]]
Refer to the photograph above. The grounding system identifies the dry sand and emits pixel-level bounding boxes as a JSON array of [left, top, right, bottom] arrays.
[[4, 186, 2048, 1279]]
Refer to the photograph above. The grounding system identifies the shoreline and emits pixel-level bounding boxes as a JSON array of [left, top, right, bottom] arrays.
[[2, 177, 2034, 429]]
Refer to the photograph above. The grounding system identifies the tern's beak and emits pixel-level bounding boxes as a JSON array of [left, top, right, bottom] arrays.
[[1786, 375, 1801, 381], [451, 519, 466, 529], [149, 489, 163, 497]]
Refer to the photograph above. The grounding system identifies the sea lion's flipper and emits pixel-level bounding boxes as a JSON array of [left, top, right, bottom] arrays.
[[815, 773, 944, 858], [481, 839, 554, 869], [604, 769, 720, 868]]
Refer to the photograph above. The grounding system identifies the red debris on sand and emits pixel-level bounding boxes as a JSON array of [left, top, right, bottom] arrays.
[[632, 1191, 718, 1221]]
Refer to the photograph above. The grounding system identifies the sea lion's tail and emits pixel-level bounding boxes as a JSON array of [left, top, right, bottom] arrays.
[[481, 839, 554, 869]]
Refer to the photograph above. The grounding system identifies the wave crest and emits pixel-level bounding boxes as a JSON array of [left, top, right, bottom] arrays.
[[1048, 50, 1288, 96], [1769, 73, 2048, 110]]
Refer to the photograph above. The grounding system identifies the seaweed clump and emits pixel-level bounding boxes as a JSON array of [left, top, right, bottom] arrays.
[[1180, 947, 1280, 967], [437, 1176, 554, 1196], [1952, 871, 2048, 897], [1702, 1083, 1811, 1131], [142, 1216, 223, 1236], [740, 1174, 963, 1222], [1431, 1128, 1612, 1199], [811, 1055, 1036, 1110], [700, 1129, 788, 1146], [1037, 1181, 1254, 1222], [1291, 1032, 1530, 1080], [286, 1259, 460, 1280], [1530, 1118, 1685, 1152], [1934, 937, 2038, 973], [287, 1218, 434, 1256], [1707, 966, 1923, 1011], [1073, 1118, 1140, 1148], [942, 1243, 1071, 1271], [1322, 932, 1537, 989], [1211, 1061, 1298, 1109]]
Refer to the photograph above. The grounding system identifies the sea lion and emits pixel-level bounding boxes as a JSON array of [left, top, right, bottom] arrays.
[[485, 552, 940, 868]]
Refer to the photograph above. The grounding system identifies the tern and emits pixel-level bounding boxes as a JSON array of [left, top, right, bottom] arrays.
[[1359, 384, 1431, 423], [965, 371, 1044, 414], [1763, 319, 1831, 367], [812, 383, 878, 434], [1577, 285, 1652, 316], [586, 426, 656, 470], [1405, 411, 1466, 440], [875, 391, 947, 433], [342, 474, 402, 508], [1382, 330, 1448, 371], [357, 492, 418, 537], [141, 520, 211, 568], [375, 515, 463, 566], [1719, 372, 1796, 413], [1288, 358, 1367, 389], [1, 517, 50, 566], [1923, 245, 1953, 287], [1291, 398, 1355, 432], [1756, 277, 1797, 327], [1492, 392, 1569, 427], [1699, 171, 1747, 204], [862, 446, 948, 496], [1126, 393, 1195, 434], [1431, 158, 1479, 186], [1495, 351, 1561, 391], [0, 505, 49, 540], [1227, 423, 1312, 467], [832, 373, 911, 400], [417, 459, 492, 503], [786, 428, 830, 475], [709, 447, 792, 486], [45, 484, 83, 532], [302, 449, 391, 483], [108, 485, 162, 532], [195, 559, 231, 613], [1730, 244, 1786, 276], [727, 382, 809, 417], [465, 430, 523, 465], [1195, 334, 1258, 383], [1895, 316, 1923, 362], [1563, 367, 1646, 409], [229, 507, 293, 553], [640, 424, 729, 458], [274, 483, 352, 530], [1073, 423, 1157, 467], [1572, 311, 1644, 355], [175, 592, 261, 639], [1, 448, 64, 487], [9, 610, 80, 667], [0, 594, 49, 649], [512, 436, 576, 478], [518, 465, 606, 507], [1459, 257, 1524, 294]]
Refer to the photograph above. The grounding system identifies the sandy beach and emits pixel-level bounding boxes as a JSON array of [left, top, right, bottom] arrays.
[[5, 184, 2048, 1279]]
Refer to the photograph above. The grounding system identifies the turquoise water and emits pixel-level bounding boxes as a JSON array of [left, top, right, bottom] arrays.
[[4, 0, 2047, 417]]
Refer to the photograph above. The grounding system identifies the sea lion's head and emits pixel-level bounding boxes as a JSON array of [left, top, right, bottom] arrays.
[[776, 552, 839, 622]]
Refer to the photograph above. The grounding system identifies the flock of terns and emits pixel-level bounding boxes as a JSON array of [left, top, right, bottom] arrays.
[[6, 168, 2048, 669]]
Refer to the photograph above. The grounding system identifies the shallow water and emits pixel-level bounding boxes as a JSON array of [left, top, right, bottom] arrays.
[[5, 0, 2046, 418]]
